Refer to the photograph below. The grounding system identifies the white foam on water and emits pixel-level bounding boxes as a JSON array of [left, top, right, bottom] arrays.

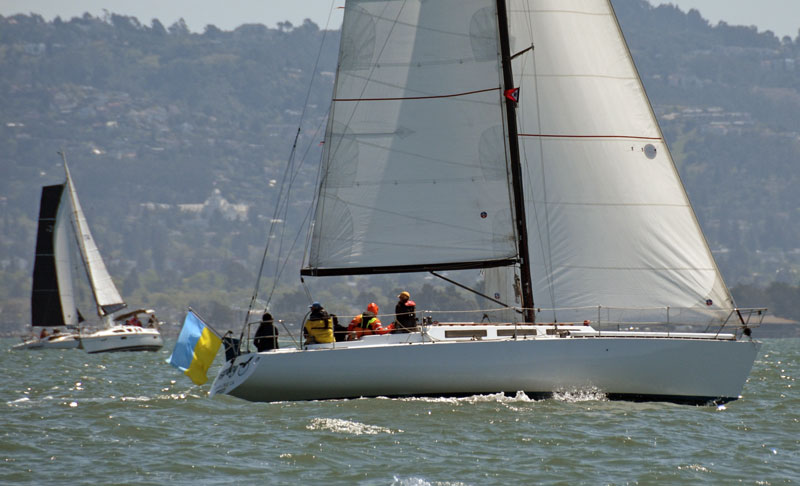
[[306, 417, 400, 435], [391, 476, 431, 486], [551, 388, 608, 403], [398, 391, 536, 405], [391, 477, 469, 486]]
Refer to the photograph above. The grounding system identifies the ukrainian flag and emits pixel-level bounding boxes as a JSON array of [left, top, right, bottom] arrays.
[[168, 310, 222, 385]]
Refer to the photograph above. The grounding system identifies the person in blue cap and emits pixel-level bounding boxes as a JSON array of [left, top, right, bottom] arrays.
[[303, 302, 334, 345]]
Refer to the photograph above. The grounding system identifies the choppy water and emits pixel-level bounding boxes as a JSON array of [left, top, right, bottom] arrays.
[[2, 337, 798, 485]]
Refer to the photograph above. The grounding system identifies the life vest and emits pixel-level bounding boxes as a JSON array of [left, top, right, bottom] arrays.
[[304, 316, 334, 344]]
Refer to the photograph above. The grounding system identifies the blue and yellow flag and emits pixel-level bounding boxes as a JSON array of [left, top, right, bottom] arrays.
[[168, 310, 222, 385]]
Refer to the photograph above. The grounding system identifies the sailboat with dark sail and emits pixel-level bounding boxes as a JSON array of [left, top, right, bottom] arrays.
[[13, 182, 82, 350], [14, 153, 163, 353], [210, 0, 762, 404]]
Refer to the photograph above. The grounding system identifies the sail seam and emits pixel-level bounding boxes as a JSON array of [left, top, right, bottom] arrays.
[[524, 10, 611, 17], [521, 73, 638, 81], [333, 86, 499, 102], [533, 202, 689, 207], [555, 265, 718, 271], [519, 133, 662, 140], [321, 197, 506, 236]]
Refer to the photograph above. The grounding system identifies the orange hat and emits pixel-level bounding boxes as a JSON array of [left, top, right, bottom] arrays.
[[367, 302, 379, 314]]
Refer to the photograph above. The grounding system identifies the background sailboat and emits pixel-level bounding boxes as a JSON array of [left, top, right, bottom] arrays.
[[16, 152, 164, 353], [13, 182, 82, 350]]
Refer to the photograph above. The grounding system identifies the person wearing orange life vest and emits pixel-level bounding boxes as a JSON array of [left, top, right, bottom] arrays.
[[303, 302, 334, 345], [347, 302, 394, 340]]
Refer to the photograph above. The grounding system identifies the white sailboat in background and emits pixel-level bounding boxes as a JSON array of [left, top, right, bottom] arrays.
[[14, 152, 163, 353], [210, 0, 763, 404]]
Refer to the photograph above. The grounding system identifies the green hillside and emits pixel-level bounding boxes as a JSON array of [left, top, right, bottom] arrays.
[[1, 1, 799, 330]]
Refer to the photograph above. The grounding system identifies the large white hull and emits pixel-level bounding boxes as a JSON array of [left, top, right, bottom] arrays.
[[211, 325, 761, 405], [80, 326, 163, 353], [12, 332, 81, 350]]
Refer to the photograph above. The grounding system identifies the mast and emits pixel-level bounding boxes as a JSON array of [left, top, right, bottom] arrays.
[[496, 0, 535, 323]]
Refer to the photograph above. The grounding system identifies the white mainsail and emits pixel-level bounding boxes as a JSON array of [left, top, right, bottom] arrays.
[[498, 0, 733, 322], [306, 0, 732, 322], [305, 0, 519, 275], [64, 163, 126, 316]]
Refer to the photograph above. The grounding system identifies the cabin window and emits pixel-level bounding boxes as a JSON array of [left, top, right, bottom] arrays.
[[497, 329, 538, 337], [444, 330, 487, 339]]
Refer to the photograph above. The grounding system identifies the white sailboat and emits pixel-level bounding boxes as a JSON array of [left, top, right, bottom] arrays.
[[16, 152, 163, 353], [210, 0, 762, 404]]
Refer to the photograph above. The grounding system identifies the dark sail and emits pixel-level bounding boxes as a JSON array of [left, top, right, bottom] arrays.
[[31, 184, 67, 326]]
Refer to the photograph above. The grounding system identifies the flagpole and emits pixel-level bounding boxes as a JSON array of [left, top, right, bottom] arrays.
[[187, 306, 223, 338]]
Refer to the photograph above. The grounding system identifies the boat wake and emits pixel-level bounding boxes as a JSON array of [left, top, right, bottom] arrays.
[[397, 391, 538, 404], [552, 388, 609, 403], [306, 417, 401, 435]]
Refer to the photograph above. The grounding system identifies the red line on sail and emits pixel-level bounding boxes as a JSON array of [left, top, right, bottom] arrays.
[[519, 133, 662, 141], [333, 87, 500, 102]]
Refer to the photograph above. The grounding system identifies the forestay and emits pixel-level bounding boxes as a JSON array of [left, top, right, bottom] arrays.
[[304, 0, 519, 276]]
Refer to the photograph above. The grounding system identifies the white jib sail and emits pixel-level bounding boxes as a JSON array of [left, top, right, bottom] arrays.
[[306, 0, 519, 274], [504, 0, 733, 322], [64, 164, 125, 315], [54, 185, 78, 326]]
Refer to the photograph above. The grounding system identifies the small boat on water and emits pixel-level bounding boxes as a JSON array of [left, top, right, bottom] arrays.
[[80, 308, 163, 354], [209, 0, 762, 404], [15, 152, 163, 353]]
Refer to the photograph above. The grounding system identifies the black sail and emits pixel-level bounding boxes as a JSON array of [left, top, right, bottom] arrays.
[[31, 184, 67, 326]]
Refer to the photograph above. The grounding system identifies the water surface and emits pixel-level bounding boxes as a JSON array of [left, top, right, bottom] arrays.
[[2, 338, 798, 485]]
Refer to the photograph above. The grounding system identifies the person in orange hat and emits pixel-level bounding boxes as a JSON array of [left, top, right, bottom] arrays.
[[347, 302, 394, 340], [393, 291, 417, 333]]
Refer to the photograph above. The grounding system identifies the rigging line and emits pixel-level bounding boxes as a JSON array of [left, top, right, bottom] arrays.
[[333, 86, 500, 102], [269, 199, 314, 305], [323, 196, 504, 236], [430, 271, 522, 314], [243, 131, 299, 338], [269, 4, 345, 308], [242, 0, 340, 337], [265, 114, 329, 305], [519, 133, 662, 141], [273, 0, 340, 270]]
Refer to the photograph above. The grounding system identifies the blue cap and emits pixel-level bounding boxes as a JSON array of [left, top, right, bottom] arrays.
[[309, 302, 322, 310]]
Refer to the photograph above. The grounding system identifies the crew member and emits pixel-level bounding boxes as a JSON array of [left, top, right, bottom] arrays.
[[393, 291, 417, 333], [348, 302, 394, 340], [304, 302, 334, 345], [254, 312, 279, 351]]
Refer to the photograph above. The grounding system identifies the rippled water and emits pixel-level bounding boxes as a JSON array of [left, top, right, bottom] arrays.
[[2, 338, 798, 485]]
